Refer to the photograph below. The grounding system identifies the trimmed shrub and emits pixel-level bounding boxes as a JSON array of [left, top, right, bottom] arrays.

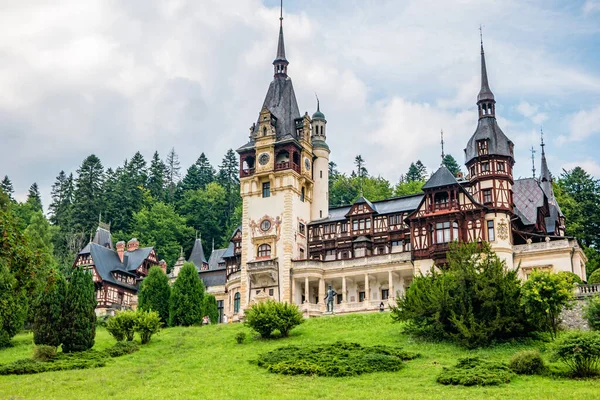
[[106, 310, 137, 342], [521, 271, 574, 339], [33, 345, 57, 362], [391, 242, 528, 348], [138, 266, 171, 324], [0, 262, 27, 349], [61, 266, 97, 353], [202, 294, 220, 325], [437, 357, 513, 386], [32, 271, 66, 348], [255, 341, 419, 377], [583, 296, 600, 331], [552, 331, 600, 377], [235, 332, 246, 344], [0, 351, 107, 375], [134, 310, 161, 344], [558, 271, 583, 285], [245, 300, 304, 338], [509, 350, 546, 375], [588, 269, 600, 284], [169, 262, 205, 326], [104, 341, 139, 357]]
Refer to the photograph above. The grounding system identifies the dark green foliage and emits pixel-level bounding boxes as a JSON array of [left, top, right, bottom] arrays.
[[245, 300, 304, 338], [437, 357, 513, 386], [165, 147, 181, 203], [106, 310, 137, 342], [0, 350, 107, 375], [61, 267, 97, 353], [26, 182, 43, 212], [391, 242, 528, 348], [235, 331, 247, 344], [0, 262, 27, 348], [104, 341, 139, 357], [557, 271, 583, 285], [33, 345, 57, 362], [0, 176, 14, 199], [169, 262, 205, 326], [406, 160, 427, 182], [521, 271, 574, 339], [509, 350, 546, 375], [202, 294, 219, 325], [584, 297, 600, 331], [442, 154, 462, 176], [552, 331, 600, 377], [148, 151, 167, 201], [138, 266, 171, 323], [255, 341, 419, 377], [588, 269, 600, 284], [134, 310, 161, 344], [180, 183, 228, 252], [33, 271, 66, 347], [72, 154, 104, 233]]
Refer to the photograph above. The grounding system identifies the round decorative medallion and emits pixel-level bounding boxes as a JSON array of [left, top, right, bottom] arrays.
[[304, 158, 311, 171], [259, 153, 270, 166], [260, 219, 271, 232]]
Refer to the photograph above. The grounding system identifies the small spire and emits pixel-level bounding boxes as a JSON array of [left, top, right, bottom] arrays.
[[440, 129, 445, 165], [530, 146, 536, 179], [212, 238, 215, 252], [477, 25, 495, 113], [316, 93, 320, 112], [540, 127, 551, 183], [540, 126, 545, 155], [279, 0, 283, 27], [273, 0, 289, 78]]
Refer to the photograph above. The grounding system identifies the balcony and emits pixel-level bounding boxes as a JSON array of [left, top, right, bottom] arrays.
[[241, 168, 255, 177], [247, 258, 278, 284], [576, 284, 600, 298], [293, 251, 411, 271], [275, 161, 300, 173]]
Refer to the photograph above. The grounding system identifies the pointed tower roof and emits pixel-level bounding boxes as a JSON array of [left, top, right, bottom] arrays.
[[538, 130, 563, 226], [539, 128, 551, 184], [312, 97, 325, 120], [477, 39, 495, 103], [272, 1, 289, 78], [188, 237, 208, 269], [422, 165, 459, 190], [274, 25, 287, 63]]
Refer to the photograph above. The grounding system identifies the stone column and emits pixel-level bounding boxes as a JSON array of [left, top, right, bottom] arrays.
[[342, 276, 347, 304], [364, 274, 370, 306], [388, 270, 394, 302], [290, 278, 295, 304], [398, 276, 405, 298], [319, 278, 325, 312], [304, 277, 309, 304]]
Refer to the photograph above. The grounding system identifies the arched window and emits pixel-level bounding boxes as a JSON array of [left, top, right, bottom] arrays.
[[263, 127, 267, 136], [257, 244, 271, 258], [234, 292, 240, 313]]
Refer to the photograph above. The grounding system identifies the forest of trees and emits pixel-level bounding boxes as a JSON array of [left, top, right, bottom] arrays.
[[1, 150, 599, 280]]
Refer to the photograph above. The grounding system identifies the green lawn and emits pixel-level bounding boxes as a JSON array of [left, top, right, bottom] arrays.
[[0, 313, 596, 399]]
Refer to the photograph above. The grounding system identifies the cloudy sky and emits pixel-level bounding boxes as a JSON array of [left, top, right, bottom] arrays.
[[1, 0, 599, 208]]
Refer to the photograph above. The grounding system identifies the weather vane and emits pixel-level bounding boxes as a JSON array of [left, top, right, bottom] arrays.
[[530, 146, 536, 179], [440, 129, 445, 164]]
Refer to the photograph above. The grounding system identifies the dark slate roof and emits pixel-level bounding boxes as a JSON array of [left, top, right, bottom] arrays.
[[464, 117, 513, 164], [79, 226, 113, 254], [309, 194, 424, 225], [188, 238, 208, 269], [198, 270, 226, 288], [513, 178, 544, 226], [208, 248, 227, 271], [478, 45, 495, 103], [422, 166, 458, 190], [222, 241, 235, 258], [354, 196, 376, 211], [88, 243, 137, 291], [124, 247, 153, 273]]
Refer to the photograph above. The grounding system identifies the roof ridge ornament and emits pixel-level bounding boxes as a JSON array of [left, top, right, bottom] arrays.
[[273, 0, 289, 78], [440, 129, 445, 165]]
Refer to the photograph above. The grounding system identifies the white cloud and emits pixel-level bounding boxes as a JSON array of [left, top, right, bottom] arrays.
[[561, 160, 600, 176], [516, 101, 548, 125], [558, 105, 600, 144], [584, 0, 600, 14]]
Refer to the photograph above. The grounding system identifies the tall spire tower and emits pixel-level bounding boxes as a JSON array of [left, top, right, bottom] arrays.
[[273, 0, 289, 78], [477, 26, 495, 119]]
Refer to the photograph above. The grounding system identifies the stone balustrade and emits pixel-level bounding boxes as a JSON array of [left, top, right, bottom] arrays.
[[576, 283, 600, 298], [513, 238, 578, 254], [293, 251, 412, 271]]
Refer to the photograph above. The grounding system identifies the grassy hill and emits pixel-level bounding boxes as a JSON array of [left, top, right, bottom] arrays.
[[0, 312, 596, 399]]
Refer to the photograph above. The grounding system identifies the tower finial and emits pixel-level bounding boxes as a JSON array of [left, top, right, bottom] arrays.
[[479, 24, 483, 48], [280, 0, 283, 27], [540, 126, 545, 155], [530, 146, 536, 179], [273, 0, 288, 78], [315, 93, 320, 112], [440, 129, 445, 165]]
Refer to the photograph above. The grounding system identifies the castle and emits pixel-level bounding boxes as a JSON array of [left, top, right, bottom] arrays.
[[218, 14, 587, 319]]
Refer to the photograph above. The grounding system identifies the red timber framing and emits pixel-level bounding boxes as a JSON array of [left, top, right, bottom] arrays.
[[274, 143, 301, 174], [466, 154, 514, 213]]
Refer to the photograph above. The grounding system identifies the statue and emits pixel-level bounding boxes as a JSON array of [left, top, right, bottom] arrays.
[[324, 285, 338, 313]]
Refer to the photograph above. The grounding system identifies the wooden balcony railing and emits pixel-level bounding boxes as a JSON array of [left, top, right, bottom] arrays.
[[241, 168, 255, 177]]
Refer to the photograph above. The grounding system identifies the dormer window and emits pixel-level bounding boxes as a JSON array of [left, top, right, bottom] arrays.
[[477, 139, 489, 156]]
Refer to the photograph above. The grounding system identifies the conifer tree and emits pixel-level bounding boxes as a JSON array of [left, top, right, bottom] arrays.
[[0, 261, 27, 348], [169, 262, 205, 326], [72, 154, 104, 233], [165, 147, 181, 203], [196, 153, 216, 189], [148, 151, 167, 201], [406, 160, 427, 182], [442, 154, 462, 176], [138, 266, 171, 323], [25, 211, 56, 269], [202, 293, 219, 324], [49, 171, 74, 227], [181, 163, 201, 192], [32, 271, 66, 347], [0, 176, 14, 199], [102, 167, 120, 227], [217, 149, 241, 228], [27, 182, 43, 212], [61, 266, 97, 353]]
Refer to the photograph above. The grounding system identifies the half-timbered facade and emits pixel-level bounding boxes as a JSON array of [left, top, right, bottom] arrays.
[[74, 224, 164, 315], [217, 16, 587, 320]]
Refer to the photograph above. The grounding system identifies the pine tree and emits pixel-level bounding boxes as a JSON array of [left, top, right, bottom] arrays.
[[181, 163, 201, 192], [32, 271, 66, 347], [442, 154, 462, 176], [138, 266, 171, 323], [148, 151, 167, 201], [25, 211, 56, 269], [169, 262, 205, 326], [202, 294, 219, 324], [49, 171, 72, 226], [165, 147, 181, 203], [72, 155, 104, 234], [354, 155, 368, 178], [0, 262, 27, 348], [27, 182, 43, 212], [102, 167, 120, 228], [0, 176, 14, 199], [61, 266, 97, 353], [217, 149, 241, 228], [196, 153, 216, 189], [406, 160, 427, 182], [113, 152, 148, 232]]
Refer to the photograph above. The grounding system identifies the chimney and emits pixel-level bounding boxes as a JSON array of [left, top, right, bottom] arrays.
[[116, 241, 125, 263], [159, 260, 167, 274], [127, 238, 139, 252]]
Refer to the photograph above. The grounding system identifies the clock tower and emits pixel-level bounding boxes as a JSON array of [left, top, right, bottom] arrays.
[[233, 11, 328, 312]]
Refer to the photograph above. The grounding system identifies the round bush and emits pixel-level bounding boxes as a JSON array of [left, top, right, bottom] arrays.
[[245, 300, 304, 338], [509, 350, 546, 375], [437, 357, 513, 386], [588, 269, 600, 284], [235, 332, 247, 344], [584, 297, 600, 331], [552, 331, 600, 377], [557, 271, 583, 285], [32, 345, 57, 362]]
